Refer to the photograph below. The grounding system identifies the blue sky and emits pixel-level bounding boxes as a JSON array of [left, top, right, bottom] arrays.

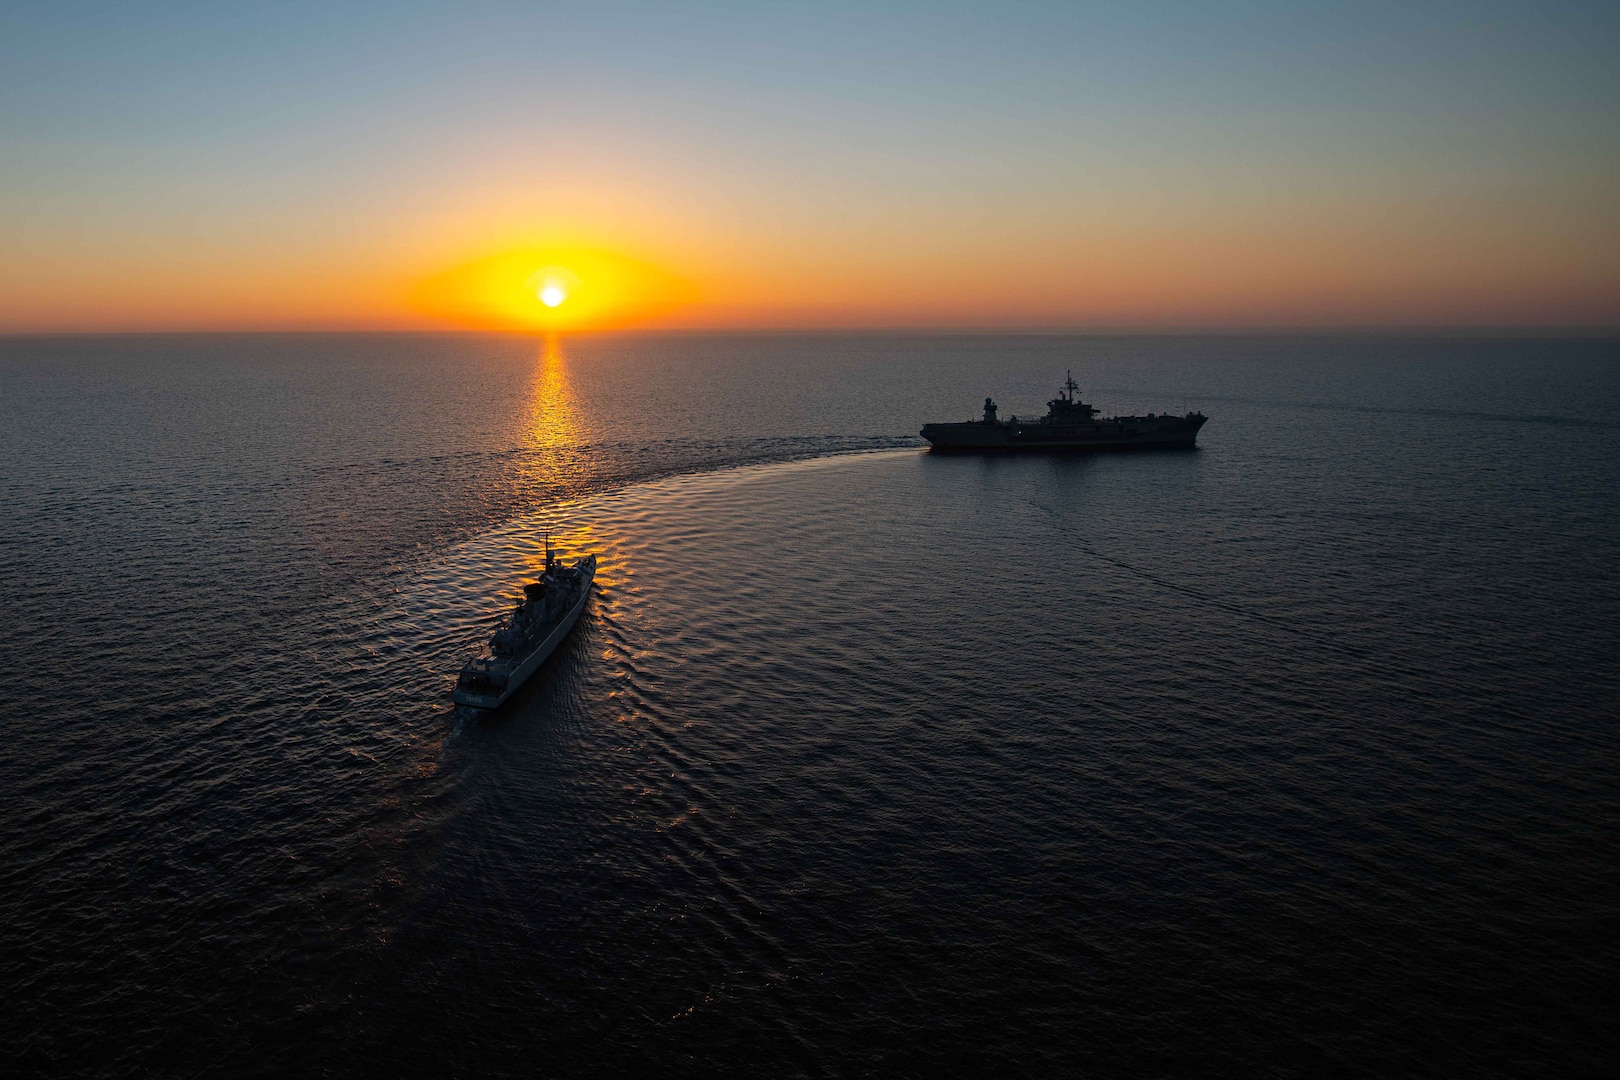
[[3, 2, 1617, 329]]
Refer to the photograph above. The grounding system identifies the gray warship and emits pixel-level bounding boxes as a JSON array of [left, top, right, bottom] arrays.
[[452, 537, 596, 710], [920, 372, 1206, 452]]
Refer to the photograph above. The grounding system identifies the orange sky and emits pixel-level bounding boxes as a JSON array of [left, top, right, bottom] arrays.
[[5, 198, 1613, 334]]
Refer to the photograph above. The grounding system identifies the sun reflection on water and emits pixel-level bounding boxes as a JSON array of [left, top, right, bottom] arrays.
[[526, 334, 580, 458], [514, 333, 590, 510], [514, 335, 624, 591]]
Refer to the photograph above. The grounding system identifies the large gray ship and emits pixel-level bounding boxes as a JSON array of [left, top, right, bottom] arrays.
[[921, 372, 1206, 452], [452, 537, 596, 710]]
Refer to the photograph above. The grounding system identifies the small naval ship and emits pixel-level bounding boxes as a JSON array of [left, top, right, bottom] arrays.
[[921, 372, 1206, 452], [452, 537, 596, 710]]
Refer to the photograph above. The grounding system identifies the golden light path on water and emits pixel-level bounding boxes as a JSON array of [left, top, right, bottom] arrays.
[[526, 336, 580, 455], [516, 334, 597, 582]]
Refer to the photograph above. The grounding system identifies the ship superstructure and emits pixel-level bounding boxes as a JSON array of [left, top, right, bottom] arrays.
[[920, 372, 1206, 452], [452, 537, 596, 710]]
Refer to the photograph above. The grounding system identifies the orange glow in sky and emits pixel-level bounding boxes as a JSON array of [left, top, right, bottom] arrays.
[[406, 248, 698, 331]]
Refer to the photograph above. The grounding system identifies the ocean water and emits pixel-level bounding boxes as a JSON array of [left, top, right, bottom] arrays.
[[1, 333, 1617, 1076]]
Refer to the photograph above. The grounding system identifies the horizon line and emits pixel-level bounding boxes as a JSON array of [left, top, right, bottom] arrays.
[[4, 324, 1619, 340]]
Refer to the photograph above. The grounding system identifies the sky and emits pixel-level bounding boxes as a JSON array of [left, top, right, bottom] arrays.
[[2, 1, 1617, 332]]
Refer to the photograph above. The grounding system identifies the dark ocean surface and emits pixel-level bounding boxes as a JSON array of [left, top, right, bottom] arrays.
[[1, 333, 1617, 1077]]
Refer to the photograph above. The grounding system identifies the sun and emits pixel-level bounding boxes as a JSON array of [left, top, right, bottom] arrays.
[[528, 266, 579, 314], [411, 251, 695, 330]]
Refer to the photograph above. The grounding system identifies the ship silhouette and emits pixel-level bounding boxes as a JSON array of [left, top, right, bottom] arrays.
[[921, 372, 1206, 452]]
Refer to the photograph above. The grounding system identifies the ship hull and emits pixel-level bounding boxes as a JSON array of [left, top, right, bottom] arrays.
[[920, 416, 1205, 453], [452, 563, 595, 710]]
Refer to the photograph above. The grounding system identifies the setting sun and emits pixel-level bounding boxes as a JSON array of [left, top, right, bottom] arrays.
[[408, 248, 697, 331]]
